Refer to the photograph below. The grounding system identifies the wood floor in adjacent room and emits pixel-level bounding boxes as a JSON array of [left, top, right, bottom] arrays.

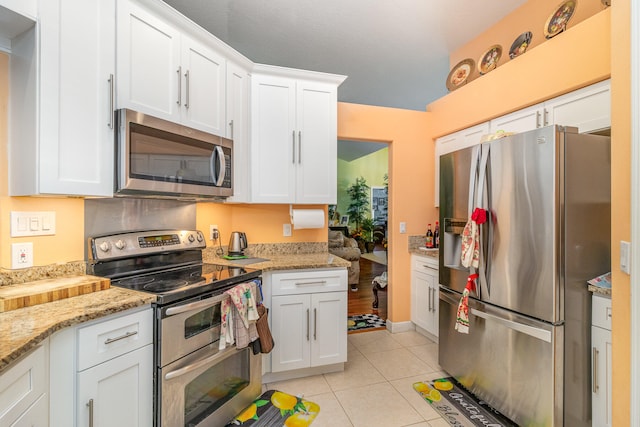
[[348, 255, 387, 320]]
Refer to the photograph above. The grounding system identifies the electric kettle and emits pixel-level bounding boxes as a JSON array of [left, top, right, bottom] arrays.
[[228, 231, 247, 256]]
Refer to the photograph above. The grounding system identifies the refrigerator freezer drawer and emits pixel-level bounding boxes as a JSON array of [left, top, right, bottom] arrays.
[[438, 288, 563, 426]]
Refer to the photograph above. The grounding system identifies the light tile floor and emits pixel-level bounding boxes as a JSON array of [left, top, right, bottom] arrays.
[[264, 329, 448, 427]]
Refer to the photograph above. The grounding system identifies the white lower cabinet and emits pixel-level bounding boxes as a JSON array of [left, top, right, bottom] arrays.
[[592, 294, 612, 427], [0, 341, 48, 426], [411, 255, 439, 338], [264, 268, 348, 379]]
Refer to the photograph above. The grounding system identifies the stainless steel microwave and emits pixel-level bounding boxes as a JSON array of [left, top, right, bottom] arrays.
[[115, 109, 232, 199]]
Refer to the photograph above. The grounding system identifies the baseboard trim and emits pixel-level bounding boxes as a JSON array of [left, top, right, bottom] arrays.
[[385, 319, 414, 333]]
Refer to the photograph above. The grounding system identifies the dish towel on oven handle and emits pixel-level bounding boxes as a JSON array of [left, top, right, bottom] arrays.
[[455, 273, 478, 334], [219, 296, 235, 350], [220, 281, 261, 350]]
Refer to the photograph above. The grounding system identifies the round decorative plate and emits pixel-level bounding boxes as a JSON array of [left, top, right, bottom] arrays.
[[446, 58, 474, 91], [544, 0, 577, 39], [477, 45, 502, 75], [509, 31, 533, 59]]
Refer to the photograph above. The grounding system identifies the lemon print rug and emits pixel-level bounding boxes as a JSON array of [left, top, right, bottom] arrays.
[[226, 390, 319, 426], [413, 378, 518, 427]]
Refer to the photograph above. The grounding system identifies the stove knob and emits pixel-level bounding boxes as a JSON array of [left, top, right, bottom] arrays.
[[196, 233, 203, 242], [98, 242, 110, 252], [188, 234, 195, 243], [114, 239, 126, 250]]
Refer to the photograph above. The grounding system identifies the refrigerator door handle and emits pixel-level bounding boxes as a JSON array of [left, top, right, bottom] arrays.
[[470, 308, 552, 343], [476, 144, 491, 298]]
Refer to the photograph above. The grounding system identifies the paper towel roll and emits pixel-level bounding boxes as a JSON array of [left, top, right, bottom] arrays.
[[292, 209, 325, 230]]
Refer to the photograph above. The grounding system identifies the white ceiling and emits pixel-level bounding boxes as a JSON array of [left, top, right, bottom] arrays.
[[163, 0, 527, 112]]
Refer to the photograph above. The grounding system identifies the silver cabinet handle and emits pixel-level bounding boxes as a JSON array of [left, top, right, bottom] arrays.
[[422, 264, 438, 271], [428, 287, 432, 312], [104, 330, 138, 345], [87, 398, 94, 427], [229, 119, 234, 139], [176, 66, 182, 105], [184, 69, 190, 109], [107, 74, 114, 129], [592, 347, 599, 393], [314, 308, 317, 340], [543, 108, 549, 126], [536, 110, 541, 128], [298, 131, 302, 163], [295, 280, 327, 287], [292, 131, 296, 164], [165, 290, 223, 316], [306, 309, 310, 341]]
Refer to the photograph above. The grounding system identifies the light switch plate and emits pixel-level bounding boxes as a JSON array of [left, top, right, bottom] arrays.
[[283, 224, 292, 237], [11, 211, 56, 237], [620, 240, 631, 274], [399, 222, 406, 234]]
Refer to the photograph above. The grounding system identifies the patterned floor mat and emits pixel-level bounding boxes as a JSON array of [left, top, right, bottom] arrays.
[[347, 313, 386, 332], [226, 390, 319, 426]]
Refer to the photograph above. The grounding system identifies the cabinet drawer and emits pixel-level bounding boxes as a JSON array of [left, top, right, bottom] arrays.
[[592, 295, 612, 331], [0, 343, 47, 425], [77, 307, 153, 371], [412, 256, 438, 275], [271, 268, 347, 296]]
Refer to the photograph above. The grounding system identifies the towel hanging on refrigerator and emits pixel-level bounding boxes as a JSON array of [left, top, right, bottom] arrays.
[[455, 273, 478, 334]]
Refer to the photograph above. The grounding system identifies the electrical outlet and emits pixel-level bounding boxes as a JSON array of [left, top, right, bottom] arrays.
[[210, 225, 219, 241], [283, 223, 292, 237], [399, 222, 407, 234], [12, 242, 33, 269]]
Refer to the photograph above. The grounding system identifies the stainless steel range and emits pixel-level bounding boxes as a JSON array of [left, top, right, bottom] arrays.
[[88, 229, 263, 427]]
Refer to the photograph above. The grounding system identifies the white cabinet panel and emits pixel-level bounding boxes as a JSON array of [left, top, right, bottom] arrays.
[[311, 292, 347, 367], [411, 255, 439, 337], [592, 325, 612, 427], [226, 61, 250, 202], [9, 394, 48, 427], [271, 294, 311, 372], [489, 103, 543, 134], [546, 79, 611, 133]]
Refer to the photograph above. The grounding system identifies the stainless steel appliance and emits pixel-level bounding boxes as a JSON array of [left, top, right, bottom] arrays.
[[228, 231, 248, 256], [115, 109, 233, 200], [89, 229, 262, 427], [438, 126, 611, 426]]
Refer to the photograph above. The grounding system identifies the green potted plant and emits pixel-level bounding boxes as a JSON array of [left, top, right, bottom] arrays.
[[346, 177, 370, 231], [360, 217, 375, 253]]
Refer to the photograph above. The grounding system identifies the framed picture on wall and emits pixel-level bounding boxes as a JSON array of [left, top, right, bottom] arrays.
[[371, 186, 388, 223], [340, 215, 349, 226]]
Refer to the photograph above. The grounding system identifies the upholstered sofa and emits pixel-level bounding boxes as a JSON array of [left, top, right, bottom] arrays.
[[328, 230, 361, 289]]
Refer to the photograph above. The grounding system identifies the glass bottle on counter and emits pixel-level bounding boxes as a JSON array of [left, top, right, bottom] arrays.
[[434, 221, 440, 248], [425, 223, 434, 248]]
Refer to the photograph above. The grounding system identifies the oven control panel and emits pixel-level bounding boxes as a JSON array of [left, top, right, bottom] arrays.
[[89, 229, 206, 260]]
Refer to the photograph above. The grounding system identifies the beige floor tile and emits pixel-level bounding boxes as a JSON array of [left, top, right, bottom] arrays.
[[349, 330, 403, 355], [390, 330, 435, 348], [335, 382, 424, 427], [303, 391, 353, 427], [365, 348, 436, 381], [407, 343, 441, 370], [265, 374, 332, 397], [403, 423, 431, 427], [324, 350, 386, 392], [389, 375, 445, 421], [427, 418, 452, 427]]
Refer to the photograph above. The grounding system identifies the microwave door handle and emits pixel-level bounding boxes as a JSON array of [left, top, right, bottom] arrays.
[[210, 146, 226, 186]]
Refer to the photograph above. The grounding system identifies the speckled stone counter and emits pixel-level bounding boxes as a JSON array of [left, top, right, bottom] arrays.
[[589, 284, 612, 297], [0, 286, 155, 374], [203, 251, 351, 270]]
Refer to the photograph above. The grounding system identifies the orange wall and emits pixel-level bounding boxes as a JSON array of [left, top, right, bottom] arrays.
[[450, 0, 606, 86], [338, 103, 435, 323], [609, 0, 630, 424]]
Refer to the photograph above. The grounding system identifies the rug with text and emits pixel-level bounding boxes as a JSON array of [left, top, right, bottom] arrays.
[[226, 390, 319, 426], [347, 313, 386, 332], [413, 378, 518, 427]]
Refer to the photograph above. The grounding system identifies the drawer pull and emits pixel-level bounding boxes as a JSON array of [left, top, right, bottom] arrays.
[[421, 264, 438, 271], [592, 347, 599, 393], [87, 398, 94, 427], [295, 280, 327, 287], [104, 330, 138, 345]]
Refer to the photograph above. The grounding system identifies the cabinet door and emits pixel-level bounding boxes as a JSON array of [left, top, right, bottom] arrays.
[[77, 344, 153, 427], [411, 270, 432, 333], [117, 1, 181, 122], [295, 82, 338, 204], [9, 394, 48, 427], [489, 103, 543, 134], [36, 0, 115, 196], [226, 61, 250, 202], [271, 294, 311, 372], [546, 79, 611, 133], [250, 75, 296, 203], [592, 325, 612, 427], [311, 292, 347, 367], [181, 36, 226, 135]]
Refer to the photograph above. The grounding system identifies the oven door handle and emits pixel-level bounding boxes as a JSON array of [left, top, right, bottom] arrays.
[[164, 347, 232, 380], [165, 291, 227, 316]]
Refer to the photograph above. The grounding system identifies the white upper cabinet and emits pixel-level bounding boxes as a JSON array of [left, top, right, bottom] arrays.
[[225, 61, 250, 202], [489, 103, 544, 134], [250, 66, 345, 204], [9, 0, 115, 196], [117, 0, 226, 136]]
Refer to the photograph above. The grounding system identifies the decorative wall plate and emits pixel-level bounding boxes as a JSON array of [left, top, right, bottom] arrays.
[[544, 0, 577, 39], [446, 58, 474, 91], [509, 31, 533, 59], [477, 45, 502, 75]]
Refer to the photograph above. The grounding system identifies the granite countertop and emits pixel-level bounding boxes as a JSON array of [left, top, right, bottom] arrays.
[[203, 252, 351, 270], [0, 284, 155, 374], [408, 248, 439, 259], [588, 284, 612, 297]]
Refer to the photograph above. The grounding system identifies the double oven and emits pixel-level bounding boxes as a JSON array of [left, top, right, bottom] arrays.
[[89, 229, 262, 427]]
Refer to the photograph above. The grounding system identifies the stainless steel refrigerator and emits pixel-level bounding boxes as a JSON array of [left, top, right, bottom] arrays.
[[438, 125, 610, 426]]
